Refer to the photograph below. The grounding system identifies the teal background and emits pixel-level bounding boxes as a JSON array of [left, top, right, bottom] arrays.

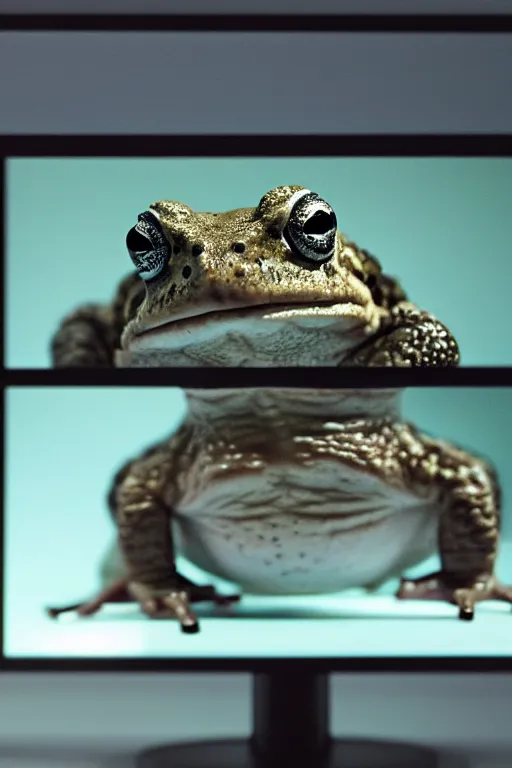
[[6, 157, 512, 367], [5, 387, 512, 658]]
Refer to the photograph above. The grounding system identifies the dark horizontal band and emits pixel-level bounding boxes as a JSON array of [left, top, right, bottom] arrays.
[[1, 134, 511, 158], [2, 656, 511, 673], [4, 367, 512, 389], [0, 13, 512, 32], [0, 14, 512, 32]]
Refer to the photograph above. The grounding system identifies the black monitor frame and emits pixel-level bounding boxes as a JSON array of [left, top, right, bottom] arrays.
[[1, 132, 512, 673], [1, 11, 509, 142], [1, 13, 512, 32]]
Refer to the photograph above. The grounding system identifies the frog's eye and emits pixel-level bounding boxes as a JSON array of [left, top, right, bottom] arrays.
[[284, 191, 337, 264], [126, 210, 169, 281]]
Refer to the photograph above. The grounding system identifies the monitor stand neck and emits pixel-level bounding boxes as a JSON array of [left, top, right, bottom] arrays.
[[251, 670, 330, 762], [137, 669, 455, 767]]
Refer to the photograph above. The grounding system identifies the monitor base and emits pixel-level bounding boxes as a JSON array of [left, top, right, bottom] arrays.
[[137, 737, 458, 767], [137, 671, 469, 767]]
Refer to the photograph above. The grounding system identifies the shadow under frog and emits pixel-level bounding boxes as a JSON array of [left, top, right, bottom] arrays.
[[47, 186, 511, 631]]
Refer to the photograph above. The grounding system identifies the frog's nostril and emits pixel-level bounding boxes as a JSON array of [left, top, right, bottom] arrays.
[[192, 244, 204, 257], [232, 242, 246, 254]]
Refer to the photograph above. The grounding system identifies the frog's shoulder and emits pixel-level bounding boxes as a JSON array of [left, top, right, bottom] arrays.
[[51, 271, 144, 367], [339, 234, 408, 311]]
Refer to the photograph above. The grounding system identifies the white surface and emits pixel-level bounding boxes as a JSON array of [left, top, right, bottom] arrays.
[[1, 33, 511, 134], [6, 595, 512, 659], [0, 0, 510, 14]]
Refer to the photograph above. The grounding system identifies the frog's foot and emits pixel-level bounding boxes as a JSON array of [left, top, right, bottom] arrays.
[[396, 571, 512, 621], [47, 576, 240, 633], [128, 579, 240, 633]]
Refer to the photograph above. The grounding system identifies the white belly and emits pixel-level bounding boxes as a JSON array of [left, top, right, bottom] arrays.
[[174, 460, 440, 594]]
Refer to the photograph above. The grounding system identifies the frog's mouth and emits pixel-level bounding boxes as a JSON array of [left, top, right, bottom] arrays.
[[122, 300, 376, 347], [117, 299, 382, 367]]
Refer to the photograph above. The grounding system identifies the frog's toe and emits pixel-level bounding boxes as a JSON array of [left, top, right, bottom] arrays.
[[452, 579, 512, 620], [213, 593, 241, 606], [46, 578, 130, 619], [494, 582, 512, 603], [171, 575, 241, 607], [128, 582, 198, 630]]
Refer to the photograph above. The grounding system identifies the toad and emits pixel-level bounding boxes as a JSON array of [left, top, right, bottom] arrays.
[[48, 188, 511, 632]]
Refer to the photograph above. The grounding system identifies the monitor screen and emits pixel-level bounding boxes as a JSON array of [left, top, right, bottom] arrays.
[[5, 155, 512, 368], [2, 147, 511, 670], [4, 385, 512, 662]]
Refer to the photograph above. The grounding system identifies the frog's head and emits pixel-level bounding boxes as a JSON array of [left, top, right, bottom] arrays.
[[118, 186, 395, 366]]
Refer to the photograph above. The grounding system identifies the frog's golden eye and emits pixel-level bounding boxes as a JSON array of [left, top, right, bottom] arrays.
[[284, 191, 337, 265], [126, 211, 169, 281]]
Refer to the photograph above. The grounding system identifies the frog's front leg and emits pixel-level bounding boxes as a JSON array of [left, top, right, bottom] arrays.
[[346, 301, 460, 367], [51, 303, 119, 367], [397, 436, 512, 620], [47, 435, 240, 633]]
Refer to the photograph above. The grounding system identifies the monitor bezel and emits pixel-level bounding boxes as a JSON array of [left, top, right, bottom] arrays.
[[2, 132, 512, 672], [1, 13, 512, 33]]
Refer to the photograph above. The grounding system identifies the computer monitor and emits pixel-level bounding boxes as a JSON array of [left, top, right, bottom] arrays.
[[2, 135, 512, 768]]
